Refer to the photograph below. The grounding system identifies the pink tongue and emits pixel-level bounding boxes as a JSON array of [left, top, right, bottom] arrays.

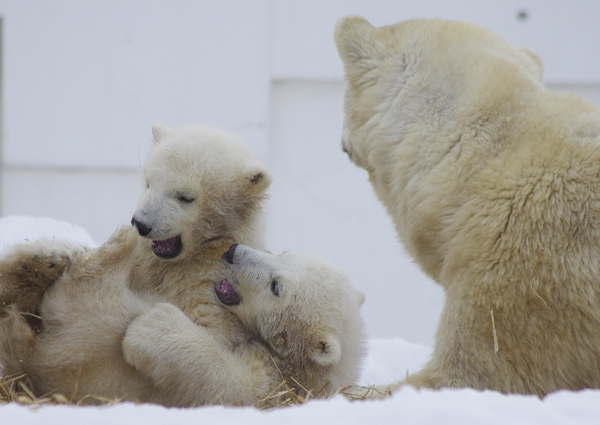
[[215, 279, 240, 306]]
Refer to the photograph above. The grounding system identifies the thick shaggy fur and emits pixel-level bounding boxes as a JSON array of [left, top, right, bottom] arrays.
[[335, 16, 600, 397], [122, 245, 367, 406], [0, 125, 272, 404]]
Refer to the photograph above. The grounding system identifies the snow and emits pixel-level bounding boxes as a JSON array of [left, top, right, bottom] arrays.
[[1, 216, 600, 424], [2, 386, 600, 425], [0, 216, 98, 251]]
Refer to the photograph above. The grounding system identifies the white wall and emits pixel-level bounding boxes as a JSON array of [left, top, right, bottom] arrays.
[[271, 0, 600, 83], [1, 0, 271, 263], [1, 1, 600, 346]]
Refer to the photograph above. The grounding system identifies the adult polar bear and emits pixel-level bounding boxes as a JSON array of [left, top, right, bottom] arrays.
[[335, 16, 600, 396]]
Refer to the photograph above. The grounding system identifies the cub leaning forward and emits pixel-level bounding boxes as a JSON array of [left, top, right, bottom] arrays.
[[335, 17, 600, 396], [128, 125, 272, 349]]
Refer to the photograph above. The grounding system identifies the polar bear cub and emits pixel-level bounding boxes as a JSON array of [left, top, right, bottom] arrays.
[[220, 244, 366, 394], [335, 16, 600, 396], [0, 124, 271, 403], [130, 124, 269, 262], [123, 244, 367, 406]]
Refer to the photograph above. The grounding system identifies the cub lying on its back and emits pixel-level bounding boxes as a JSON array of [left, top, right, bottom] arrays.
[[123, 244, 367, 406], [335, 16, 600, 396], [0, 124, 271, 403]]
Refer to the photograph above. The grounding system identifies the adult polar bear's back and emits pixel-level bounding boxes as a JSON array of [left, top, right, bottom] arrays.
[[335, 16, 600, 396]]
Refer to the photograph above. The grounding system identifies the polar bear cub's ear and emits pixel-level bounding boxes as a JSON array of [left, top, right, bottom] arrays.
[[310, 333, 342, 367], [244, 162, 272, 194], [334, 16, 380, 77], [151, 124, 172, 145]]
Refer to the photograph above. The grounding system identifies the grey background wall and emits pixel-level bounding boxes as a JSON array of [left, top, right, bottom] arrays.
[[1, 0, 599, 346]]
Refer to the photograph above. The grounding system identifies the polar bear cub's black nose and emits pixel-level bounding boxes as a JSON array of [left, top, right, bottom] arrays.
[[131, 217, 151, 237], [223, 244, 238, 264]]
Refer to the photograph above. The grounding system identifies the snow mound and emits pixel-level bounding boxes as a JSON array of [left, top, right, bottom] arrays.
[[360, 338, 431, 385], [0, 216, 97, 250]]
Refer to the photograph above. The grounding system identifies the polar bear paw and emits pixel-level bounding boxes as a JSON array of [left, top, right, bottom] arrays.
[[123, 303, 204, 379], [0, 241, 75, 323]]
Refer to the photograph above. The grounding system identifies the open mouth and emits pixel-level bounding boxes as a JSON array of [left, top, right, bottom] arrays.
[[151, 235, 182, 259], [215, 279, 241, 306]]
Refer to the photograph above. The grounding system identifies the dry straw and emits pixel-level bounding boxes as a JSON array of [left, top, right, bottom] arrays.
[[0, 342, 365, 409], [0, 373, 121, 407], [0, 372, 360, 409]]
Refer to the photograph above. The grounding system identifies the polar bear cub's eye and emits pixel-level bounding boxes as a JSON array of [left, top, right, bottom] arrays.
[[176, 193, 195, 203], [270, 280, 280, 296]]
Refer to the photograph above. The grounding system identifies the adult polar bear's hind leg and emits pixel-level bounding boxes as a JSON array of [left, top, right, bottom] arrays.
[[335, 16, 600, 397]]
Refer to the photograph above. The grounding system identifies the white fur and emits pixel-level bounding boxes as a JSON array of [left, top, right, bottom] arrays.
[[0, 125, 271, 405], [123, 245, 367, 405], [222, 245, 366, 390], [335, 16, 600, 397], [132, 124, 270, 252]]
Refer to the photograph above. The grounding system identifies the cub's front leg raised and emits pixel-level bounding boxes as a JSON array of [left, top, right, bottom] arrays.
[[122, 303, 271, 407]]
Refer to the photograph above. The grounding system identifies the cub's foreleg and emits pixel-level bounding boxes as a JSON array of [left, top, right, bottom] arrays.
[[123, 303, 273, 407]]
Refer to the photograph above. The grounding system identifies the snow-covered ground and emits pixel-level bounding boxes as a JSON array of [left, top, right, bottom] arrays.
[[1, 216, 600, 424], [2, 376, 600, 425]]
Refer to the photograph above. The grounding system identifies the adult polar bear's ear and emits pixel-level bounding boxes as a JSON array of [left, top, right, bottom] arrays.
[[310, 332, 342, 367], [244, 162, 272, 194], [334, 16, 381, 81], [518, 47, 544, 82], [355, 289, 366, 307], [151, 124, 172, 145]]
